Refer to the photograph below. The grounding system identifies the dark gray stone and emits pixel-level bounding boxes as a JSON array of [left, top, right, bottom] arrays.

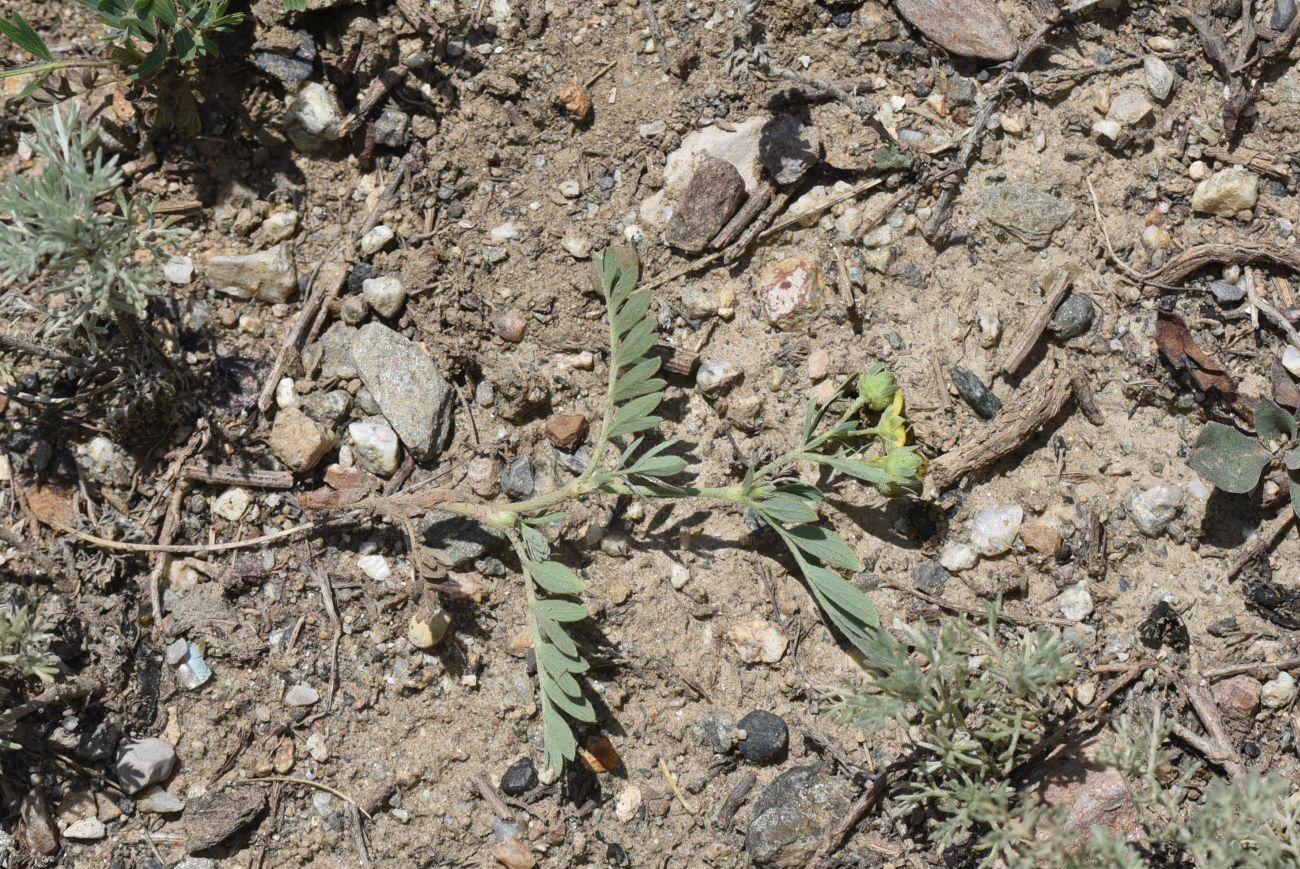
[[420, 511, 507, 568], [736, 710, 789, 764], [347, 262, 377, 294], [981, 182, 1074, 248], [1272, 0, 1296, 30], [302, 389, 352, 427], [950, 365, 1002, 419], [350, 323, 454, 459], [697, 710, 736, 754], [746, 765, 851, 867], [759, 115, 823, 186], [500, 456, 535, 500], [1210, 279, 1245, 304], [913, 559, 948, 593], [316, 322, 358, 382], [183, 786, 267, 854], [946, 76, 977, 106], [373, 108, 410, 147], [253, 30, 316, 83], [1051, 293, 1096, 340], [77, 719, 120, 763], [499, 757, 538, 796], [664, 157, 747, 253]]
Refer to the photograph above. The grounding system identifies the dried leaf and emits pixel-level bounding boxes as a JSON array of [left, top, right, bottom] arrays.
[[26, 485, 74, 528], [1155, 309, 1237, 400], [1270, 357, 1300, 409]]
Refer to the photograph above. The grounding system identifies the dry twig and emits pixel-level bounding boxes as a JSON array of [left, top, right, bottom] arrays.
[[997, 269, 1072, 377]]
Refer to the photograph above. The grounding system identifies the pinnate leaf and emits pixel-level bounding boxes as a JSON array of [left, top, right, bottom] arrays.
[[1189, 422, 1271, 494], [0, 13, 53, 61], [784, 524, 863, 571], [530, 560, 585, 595]]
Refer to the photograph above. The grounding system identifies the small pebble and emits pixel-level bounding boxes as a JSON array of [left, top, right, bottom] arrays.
[[1262, 671, 1297, 708], [496, 310, 528, 343], [1210, 279, 1245, 304], [614, 785, 643, 822], [969, 505, 1023, 556], [359, 225, 394, 255], [1075, 682, 1097, 706], [950, 366, 1001, 419], [912, 560, 948, 593], [284, 684, 320, 707], [697, 358, 740, 393], [63, 817, 106, 840], [407, 609, 451, 649], [137, 787, 186, 814], [500, 757, 538, 796], [1051, 293, 1095, 339], [500, 456, 535, 500], [306, 732, 329, 761], [1058, 583, 1094, 621], [807, 349, 830, 381], [212, 487, 252, 522], [163, 257, 195, 284], [1143, 56, 1174, 100], [939, 543, 977, 572], [1127, 484, 1182, 536], [361, 275, 406, 318], [559, 180, 581, 198], [736, 710, 789, 764], [561, 232, 592, 258], [116, 738, 177, 794]]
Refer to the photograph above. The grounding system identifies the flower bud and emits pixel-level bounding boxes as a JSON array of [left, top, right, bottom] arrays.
[[857, 365, 899, 412]]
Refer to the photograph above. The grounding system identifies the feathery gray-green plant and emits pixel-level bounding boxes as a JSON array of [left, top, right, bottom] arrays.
[[0, 605, 59, 750], [429, 245, 925, 772], [0, 106, 175, 349]]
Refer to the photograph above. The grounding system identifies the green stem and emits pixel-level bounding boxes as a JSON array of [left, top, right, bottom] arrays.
[[0, 58, 117, 80]]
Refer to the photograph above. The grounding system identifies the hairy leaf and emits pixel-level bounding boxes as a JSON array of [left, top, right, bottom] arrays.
[[814, 453, 893, 487], [1189, 422, 1271, 493], [534, 598, 588, 623], [1256, 398, 1297, 445], [784, 523, 862, 571], [541, 701, 577, 773], [530, 560, 585, 595], [755, 493, 820, 525]]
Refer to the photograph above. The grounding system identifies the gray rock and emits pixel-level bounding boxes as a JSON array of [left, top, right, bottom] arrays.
[[697, 358, 740, 393], [317, 322, 358, 382], [77, 719, 120, 762], [253, 30, 315, 83], [759, 115, 823, 186], [1272, 0, 1297, 30], [373, 108, 410, 147], [347, 262, 377, 294], [746, 765, 851, 867], [893, 0, 1017, 61], [664, 157, 746, 253], [946, 76, 977, 106], [950, 366, 1001, 419], [736, 710, 789, 764], [1144, 56, 1175, 101], [1210, 279, 1245, 303], [138, 787, 186, 814], [420, 511, 508, 568], [912, 559, 948, 593], [1051, 293, 1096, 339], [205, 244, 297, 303], [349, 417, 401, 477], [284, 684, 319, 706], [500, 456, 535, 500], [284, 82, 342, 151], [981, 182, 1075, 248], [500, 757, 538, 796], [362, 275, 406, 318], [1127, 484, 1182, 537], [116, 737, 177, 794], [350, 323, 454, 460], [697, 710, 736, 754], [302, 389, 352, 427]]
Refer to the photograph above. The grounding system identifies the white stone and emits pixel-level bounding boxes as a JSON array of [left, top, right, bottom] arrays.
[[349, 417, 401, 476], [640, 115, 769, 229], [489, 221, 519, 243], [559, 180, 581, 198], [561, 232, 592, 258], [1263, 671, 1297, 708], [1144, 56, 1175, 100], [162, 256, 194, 284], [1188, 160, 1208, 181], [1107, 89, 1154, 126], [284, 683, 320, 707], [1075, 681, 1097, 706], [205, 244, 297, 303], [614, 785, 643, 823], [1187, 478, 1211, 500], [1092, 119, 1122, 141], [939, 543, 977, 572], [362, 275, 406, 318], [63, 818, 106, 840], [1127, 484, 1182, 536], [284, 83, 342, 150], [137, 786, 186, 814], [1058, 583, 1094, 621], [834, 207, 865, 242], [357, 553, 391, 581], [359, 225, 394, 255], [1191, 168, 1259, 217], [861, 224, 894, 248], [670, 563, 690, 589], [116, 738, 177, 794], [969, 506, 1023, 556], [260, 211, 298, 242], [85, 436, 117, 472], [212, 487, 252, 522], [276, 377, 299, 410], [1284, 346, 1300, 378], [696, 358, 740, 393], [306, 732, 329, 761], [726, 619, 788, 664]]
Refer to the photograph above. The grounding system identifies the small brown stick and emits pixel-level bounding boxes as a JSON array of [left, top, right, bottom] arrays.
[[0, 671, 103, 729], [1223, 508, 1295, 582], [997, 269, 1072, 377], [1069, 366, 1104, 426], [50, 517, 335, 554], [722, 187, 796, 265], [337, 65, 411, 138], [473, 775, 516, 818], [768, 64, 876, 119], [1245, 266, 1300, 349], [1147, 242, 1300, 288], [348, 803, 372, 869], [814, 762, 909, 863], [925, 358, 1073, 494], [309, 560, 342, 710], [639, 0, 679, 77], [583, 59, 618, 89], [1174, 676, 1243, 777], [257, 260, 342, 414], [884, 581, 1075, 627], [925, 17, 1057, 239], [358, 149, 417, 240], [0, 332, 90, 369], [1202, 144, 1290, 178], [1204, 656, 1300, 681], [659, 759, 696, 815], [715, 770, 756, 829], [181, 462, 295, 490], [245, 776, 371, 819], [1086, 176, 1150, 281], [929, 350, 950, 409]]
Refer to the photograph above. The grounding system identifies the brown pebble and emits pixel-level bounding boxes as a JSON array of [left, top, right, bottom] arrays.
[[554, 83, 592, 122], [495, 839, 537, 869], [545, 414, 589, 450], [579, 735, 621, 773], [1213, 674, 1261, 733], [496, 310, 528, 343], [1019, 521, 1063, 556]]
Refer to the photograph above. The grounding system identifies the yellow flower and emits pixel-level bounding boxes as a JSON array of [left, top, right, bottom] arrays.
[[876, 390, 908, 448]]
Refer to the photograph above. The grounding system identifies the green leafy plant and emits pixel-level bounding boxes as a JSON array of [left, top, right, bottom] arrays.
[[0, 0, 242, 94], [427, 246, 923, 772], [0, 605, 59, 750], [0, 105, 176, 348], [1190, 398, 1300, 512]]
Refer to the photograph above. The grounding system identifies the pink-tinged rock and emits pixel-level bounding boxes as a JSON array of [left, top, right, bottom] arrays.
[[1213, 675, 1261, 734], [757, 256, 822, 329], [1035, 749, 1142, 849], [893, 0, 1017, 61], [727, 619, 789, 664]]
